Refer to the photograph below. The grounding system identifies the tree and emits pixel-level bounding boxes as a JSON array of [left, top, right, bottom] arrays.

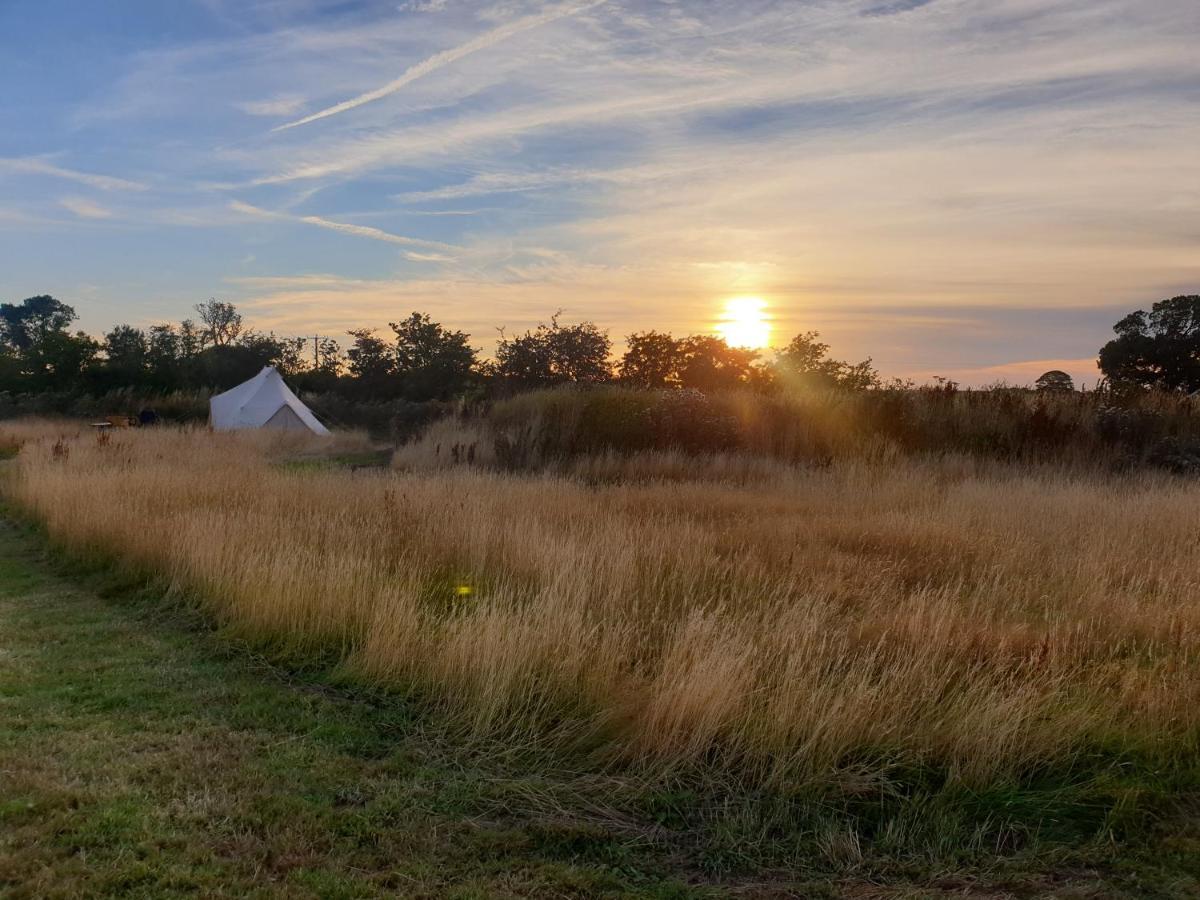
[[390, 312, 477, 400], [618, 331, 686, 388], [345, 328, 396, 396], [1099, 295, 1200, 392], [0, 295, 77, 352], [676, 335, 759, 392], [292, 336, 343, 393], [194, 299, 243, 348], [145, 324, 182, 388], [314, 337, 342, 377], [195, 345, 270, 390], [29, 330, 99, 386], [236, 332, 307, 376], [178, 319, 204, 360], [495, 314, 611, 386], [0, 295, 96, 388], [1034, 370, 1075, 393], [775, 331, 879, 391], [103, 325, 149, 383]]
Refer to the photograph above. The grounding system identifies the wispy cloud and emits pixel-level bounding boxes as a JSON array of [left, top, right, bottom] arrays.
[[236, 95, 307, 116], [273, 0, 607, 131], [397, 0, 449, 12], [0, 208, 44, 226], [250, 86, 713, 184], [59, 196, 114, 219], [230, 200, 460, 252], [8, 0, 1200, 381], [0, 157, 147, 192], [395, 164, 673, 201]]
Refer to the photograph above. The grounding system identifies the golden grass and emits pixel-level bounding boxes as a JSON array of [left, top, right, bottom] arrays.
[[5, 421, 1200, 796]]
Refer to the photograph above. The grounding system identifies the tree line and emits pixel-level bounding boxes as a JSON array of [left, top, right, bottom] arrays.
[[2, 292, 1198, 402], [0, 296, 886, 401]]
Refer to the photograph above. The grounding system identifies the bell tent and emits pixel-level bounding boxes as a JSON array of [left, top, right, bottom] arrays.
[[209, 366, 330, 435]]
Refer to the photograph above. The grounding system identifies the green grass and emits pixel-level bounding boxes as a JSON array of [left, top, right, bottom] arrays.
[[0, 519, 711, 899], [2, 517, 1200, 898], [272, 448, 394, 474]]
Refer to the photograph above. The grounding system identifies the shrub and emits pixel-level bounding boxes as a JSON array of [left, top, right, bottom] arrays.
[[420, 384, 1200, 473]]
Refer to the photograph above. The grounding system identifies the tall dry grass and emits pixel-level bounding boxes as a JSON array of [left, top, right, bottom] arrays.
[[5, 422, 1200, 800]]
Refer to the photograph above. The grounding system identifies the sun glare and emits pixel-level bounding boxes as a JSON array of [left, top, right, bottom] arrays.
[[717, 296, 771, 349]]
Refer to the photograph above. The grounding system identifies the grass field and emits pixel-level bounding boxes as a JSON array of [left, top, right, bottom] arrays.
[[3, 492, 1200, 898], [0, 518, 721, 898], [3, 420, 1200, 895]]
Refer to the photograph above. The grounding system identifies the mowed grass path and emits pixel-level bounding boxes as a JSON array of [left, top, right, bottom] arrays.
[[0, 520, 712, 899]]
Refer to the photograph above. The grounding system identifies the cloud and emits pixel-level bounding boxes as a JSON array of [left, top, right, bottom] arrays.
[[908, 357, 1103, 388], [273, 0, 607, 130], [230, 200, 460, 252], [229, 271, 652, 342], [406, 208, 486, 216], [229, 273, 378, 289], [862, 0, 937, 17], [398, 0, 449, 11], [250, 86, 714, 184], [0, 157, 147, 192], [10, 0, 1200, 382], [298, 214, 459, 252], [394, 164, 672, 201], [0, 208, 44, 225], [236, 95, 307, 116], [59, 196, 115, 219]]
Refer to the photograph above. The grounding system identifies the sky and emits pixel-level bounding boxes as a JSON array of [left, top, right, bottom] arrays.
[[1, 0, 1197, 386]]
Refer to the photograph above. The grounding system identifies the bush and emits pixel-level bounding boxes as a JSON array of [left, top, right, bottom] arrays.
[[425, 383, 1200, 473]]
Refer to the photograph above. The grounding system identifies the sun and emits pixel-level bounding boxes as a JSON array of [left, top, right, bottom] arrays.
[[716, 296, 771, 349]]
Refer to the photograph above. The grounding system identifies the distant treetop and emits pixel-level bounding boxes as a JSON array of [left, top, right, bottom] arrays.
[[1034, 370, 1075, 393]]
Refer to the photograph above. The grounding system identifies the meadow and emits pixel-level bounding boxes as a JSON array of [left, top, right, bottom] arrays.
[[3, 412, 1200, 881]]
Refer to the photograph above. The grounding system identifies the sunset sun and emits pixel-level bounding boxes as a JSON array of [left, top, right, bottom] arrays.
[[717, 296, 771, 349]]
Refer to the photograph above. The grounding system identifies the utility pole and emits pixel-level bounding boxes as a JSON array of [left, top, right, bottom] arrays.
[[312, 335, 320, 369]]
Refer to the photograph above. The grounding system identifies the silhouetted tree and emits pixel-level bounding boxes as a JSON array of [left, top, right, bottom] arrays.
[[495, 314, 611, 386], [196, 345, 271, 390], [619, 331, 686, 388], [236, 332, 307, 376], [194, 299, 243, 348], [345, 329, 395, 396], [1035, 370, 1075, 393], [145, 324, 183, 389], [314, 337, 342, 377], [1099, 295, 1200, 392], [0, 295, 97, 389], [29, 329, 99, 387], [178, 319, 204, 360], [105, 324, 148, 371], [775, 331, 879, 391], [390, 312, 478, 400], [677, 335, 759, 392], [293, 336, 344, 393], [0, 295, 77, 352]]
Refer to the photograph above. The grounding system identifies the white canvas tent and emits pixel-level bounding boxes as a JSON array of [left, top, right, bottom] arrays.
[[209, 366, 330, 435]]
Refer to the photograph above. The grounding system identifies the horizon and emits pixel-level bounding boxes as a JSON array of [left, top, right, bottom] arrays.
[[2, 0, 1198, 388]]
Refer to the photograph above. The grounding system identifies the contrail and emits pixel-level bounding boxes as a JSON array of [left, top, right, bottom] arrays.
[[230, 200, 459, 253], [0, 157, 147, 191], [274, 0, 606, 132]]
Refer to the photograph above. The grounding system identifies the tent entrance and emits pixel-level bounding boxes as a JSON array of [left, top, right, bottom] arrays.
[[263, 405, 311, 432]]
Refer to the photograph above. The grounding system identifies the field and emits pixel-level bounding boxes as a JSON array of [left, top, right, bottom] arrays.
[[3, 417, 1200, 895]]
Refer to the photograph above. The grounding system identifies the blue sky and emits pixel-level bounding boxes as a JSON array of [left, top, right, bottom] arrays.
[[1, 0, 1197, 385]]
